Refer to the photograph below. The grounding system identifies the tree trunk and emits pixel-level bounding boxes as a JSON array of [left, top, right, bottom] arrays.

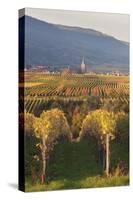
[[41, 137, 46, 184], [105, 134, 110, 177]]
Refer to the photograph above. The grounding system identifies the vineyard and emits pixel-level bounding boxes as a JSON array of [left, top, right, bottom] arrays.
[[19, 72, 129, 113], [19, 72, 129, 191]]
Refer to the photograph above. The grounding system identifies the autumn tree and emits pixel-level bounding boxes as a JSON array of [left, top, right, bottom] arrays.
[[115, 112, 129, 141], [80, 109, 116, 176], [19, 112, 39, 182], [33, 108, 71, 183], [102, 98, 129, 113]]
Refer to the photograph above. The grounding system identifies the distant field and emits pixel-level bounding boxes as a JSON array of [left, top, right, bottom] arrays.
[[19, 82, 44, 88], [19, 72, 129, 113]]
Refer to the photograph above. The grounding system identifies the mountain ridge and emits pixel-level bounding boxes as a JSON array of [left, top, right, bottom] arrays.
[[20, 15, 129, 44], [19, 15, 129, 72]]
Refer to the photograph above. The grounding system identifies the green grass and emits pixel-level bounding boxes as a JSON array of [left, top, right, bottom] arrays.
[[25, 176, 129, 192], [25, 139, 129, 192]]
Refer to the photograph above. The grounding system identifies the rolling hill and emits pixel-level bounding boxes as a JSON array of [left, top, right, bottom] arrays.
[[19, 16, 129, 72]]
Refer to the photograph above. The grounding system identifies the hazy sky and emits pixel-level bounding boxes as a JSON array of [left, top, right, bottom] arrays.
[[23, 8, 129, 42]]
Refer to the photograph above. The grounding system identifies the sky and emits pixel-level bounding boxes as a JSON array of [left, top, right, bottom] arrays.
[[22, 8, 129, 42]]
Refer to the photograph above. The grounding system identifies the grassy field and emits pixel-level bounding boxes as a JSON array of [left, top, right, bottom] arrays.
[[26, 176, 129, 192], [25, 139, 129, 192]]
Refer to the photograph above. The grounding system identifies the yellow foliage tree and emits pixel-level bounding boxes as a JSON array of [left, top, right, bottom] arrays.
[[19, 112, 37, 182], [80, 109, 116, 176], [19, 112, 36, 135], [33, 108, 71, 183], [115, 112, 129, 140]]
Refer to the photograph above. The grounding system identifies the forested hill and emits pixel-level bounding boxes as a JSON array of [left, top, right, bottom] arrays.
[[19, 16, 129, 72]]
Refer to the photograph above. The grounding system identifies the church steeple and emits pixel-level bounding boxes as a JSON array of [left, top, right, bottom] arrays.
[[82, 56, 84, 64], [81, 56, 86, 73]]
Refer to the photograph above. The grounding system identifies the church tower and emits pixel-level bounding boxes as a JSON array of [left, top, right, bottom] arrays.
[[81, 57, 86, 73]]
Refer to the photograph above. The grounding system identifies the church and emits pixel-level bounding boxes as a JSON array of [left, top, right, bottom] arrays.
[[80, 57, 86, 73]]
